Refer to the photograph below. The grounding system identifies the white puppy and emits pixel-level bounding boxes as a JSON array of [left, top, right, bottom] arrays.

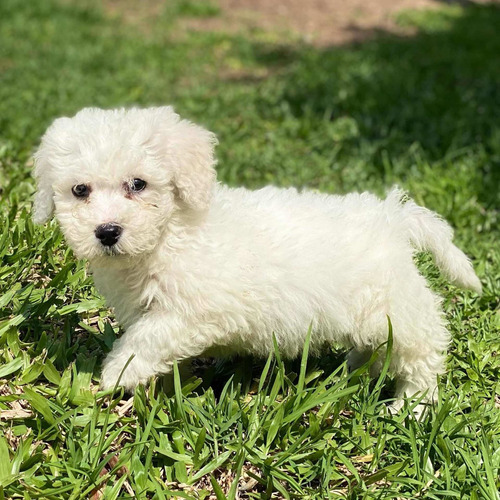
[[33, 106, 481, 407]]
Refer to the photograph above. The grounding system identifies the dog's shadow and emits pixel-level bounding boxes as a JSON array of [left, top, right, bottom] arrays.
[[156, 351, 396, 404]]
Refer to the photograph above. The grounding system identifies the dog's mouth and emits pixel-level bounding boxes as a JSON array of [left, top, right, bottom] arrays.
[[101, 245, 122, 256]]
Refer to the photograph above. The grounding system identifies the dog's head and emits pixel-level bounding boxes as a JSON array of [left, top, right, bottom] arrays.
[[33, 107, 217, 259]]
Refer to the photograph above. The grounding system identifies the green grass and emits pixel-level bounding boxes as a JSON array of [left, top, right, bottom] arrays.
[[0, 0, 499, 498]]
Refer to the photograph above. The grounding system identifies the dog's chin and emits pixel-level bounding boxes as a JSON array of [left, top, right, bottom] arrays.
[[102, 245, 121, 257], [98, 245, 137, 260], [92, 243, 156, 261], [76, 244, 127, 261]]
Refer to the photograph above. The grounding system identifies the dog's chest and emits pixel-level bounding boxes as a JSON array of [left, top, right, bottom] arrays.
[[91, 264, 155, 327]]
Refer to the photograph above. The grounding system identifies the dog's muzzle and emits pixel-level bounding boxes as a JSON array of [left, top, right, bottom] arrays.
[[95, 223, 123, 247]]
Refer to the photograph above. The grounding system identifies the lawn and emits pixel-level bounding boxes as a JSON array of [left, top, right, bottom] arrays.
[[0, 0, 499, 498]]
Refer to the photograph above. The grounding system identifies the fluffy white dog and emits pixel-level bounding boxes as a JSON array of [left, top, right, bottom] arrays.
[[33, 106, 481, 408]]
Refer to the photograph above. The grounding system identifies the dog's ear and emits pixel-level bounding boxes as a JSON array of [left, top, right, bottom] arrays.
[[173, 123, 217, 211], [154, 108, 218, 211], [32, 117, 71, 224]]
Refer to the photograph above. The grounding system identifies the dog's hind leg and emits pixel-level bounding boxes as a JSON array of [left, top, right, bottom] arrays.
[[348, 266, 450, 415], [387, 276, 450, 415]]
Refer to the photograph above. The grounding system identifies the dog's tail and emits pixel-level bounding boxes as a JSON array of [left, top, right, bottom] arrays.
[[394, 190, 482, 294]]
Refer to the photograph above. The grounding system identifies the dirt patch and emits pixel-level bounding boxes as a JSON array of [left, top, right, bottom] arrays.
[[104, 0, 165, 27], [101, 0, 494, 46], [184, 0, 441, 46]]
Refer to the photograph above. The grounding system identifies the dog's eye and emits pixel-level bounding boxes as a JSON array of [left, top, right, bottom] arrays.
[[129, 178, 147, 192], [72, 184, 90, 198]]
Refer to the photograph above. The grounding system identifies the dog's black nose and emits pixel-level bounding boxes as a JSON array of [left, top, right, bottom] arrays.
[[95, 223, 122, 247]]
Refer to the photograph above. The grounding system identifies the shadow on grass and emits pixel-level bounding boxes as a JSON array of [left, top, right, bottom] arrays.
[[248, 3, 500, 206], [193, 351, 349, 397], [156, 348, 392, 404]]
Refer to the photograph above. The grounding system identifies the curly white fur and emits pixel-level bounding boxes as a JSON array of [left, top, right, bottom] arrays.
[[33, 106, 482, 409]]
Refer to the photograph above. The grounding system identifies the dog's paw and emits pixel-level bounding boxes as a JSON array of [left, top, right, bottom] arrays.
[[100, 355, 150, 393]]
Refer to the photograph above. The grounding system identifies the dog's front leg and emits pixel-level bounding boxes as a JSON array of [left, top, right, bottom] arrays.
[[100, 313, 204, 392]]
